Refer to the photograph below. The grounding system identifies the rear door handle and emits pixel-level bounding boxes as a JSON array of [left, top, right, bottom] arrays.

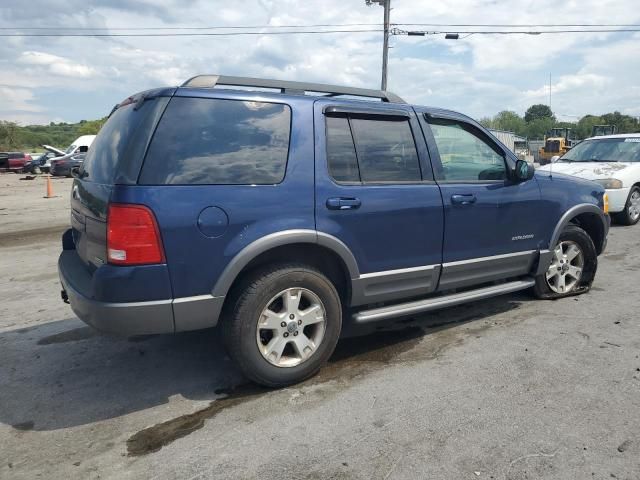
[[326, 197, 361, 210], [451, 194, 477, 205]]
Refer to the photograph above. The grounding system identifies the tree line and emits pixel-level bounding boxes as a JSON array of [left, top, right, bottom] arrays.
[[0, 118, 106, 152], [2, 104, 639, 151], [479, 104, 640, 140]]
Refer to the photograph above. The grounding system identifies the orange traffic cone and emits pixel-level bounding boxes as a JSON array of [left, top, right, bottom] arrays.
[[45, 175, 54, 198]]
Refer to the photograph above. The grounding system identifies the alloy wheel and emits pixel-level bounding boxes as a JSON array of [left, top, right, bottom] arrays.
[[545, 240, 584, 294], [256, 288, 327, 368]]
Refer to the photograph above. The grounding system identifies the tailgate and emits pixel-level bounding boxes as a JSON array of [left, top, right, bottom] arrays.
[[70, 180, 112, 268]]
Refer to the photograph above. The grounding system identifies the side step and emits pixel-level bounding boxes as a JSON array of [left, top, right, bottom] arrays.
[[353, 278, 535, 323]]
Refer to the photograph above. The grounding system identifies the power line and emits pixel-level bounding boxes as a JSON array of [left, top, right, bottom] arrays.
[[0, 23, 384, 31], [1, 22, 638, 31], [395, 23, 640, 27], [0, 29, 383, 37], [397, 28, 640, 36], [0, 27, 638, 38]]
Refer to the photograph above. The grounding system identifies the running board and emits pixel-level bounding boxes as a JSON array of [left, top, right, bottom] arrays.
[[353, 278, 535, 323]]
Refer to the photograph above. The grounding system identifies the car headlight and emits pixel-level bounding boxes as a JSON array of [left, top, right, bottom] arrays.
[[594, 178, 623, 189]]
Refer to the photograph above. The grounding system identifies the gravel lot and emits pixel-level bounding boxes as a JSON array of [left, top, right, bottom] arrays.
[[1, 173, 639, 479]]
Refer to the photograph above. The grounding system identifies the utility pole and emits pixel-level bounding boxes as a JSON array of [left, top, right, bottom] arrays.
[[366, 0, 391, 91], [549, 72, 552, 112]]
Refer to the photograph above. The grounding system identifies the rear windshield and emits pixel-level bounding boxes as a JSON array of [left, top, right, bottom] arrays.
[[139, 97, 291, 185], [81, 97, 169, 184]]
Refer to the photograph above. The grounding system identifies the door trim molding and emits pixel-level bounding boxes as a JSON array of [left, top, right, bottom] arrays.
[[439, 250, 537, 291], [351, 264, 441, 307]]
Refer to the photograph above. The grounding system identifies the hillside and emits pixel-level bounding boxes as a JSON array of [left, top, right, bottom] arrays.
[[0, 118, 106, 152]]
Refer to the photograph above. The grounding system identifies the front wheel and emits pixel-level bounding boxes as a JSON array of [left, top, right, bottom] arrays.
[[613, 186, 640, 226], [222, 264, 342, 387], [533, 224, 598, 299]]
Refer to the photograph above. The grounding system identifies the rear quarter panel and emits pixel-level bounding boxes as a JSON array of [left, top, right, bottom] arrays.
[[115, 91, 316, 298]]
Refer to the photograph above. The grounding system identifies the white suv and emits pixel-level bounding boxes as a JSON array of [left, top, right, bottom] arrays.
[[538, 133, 640, 225]]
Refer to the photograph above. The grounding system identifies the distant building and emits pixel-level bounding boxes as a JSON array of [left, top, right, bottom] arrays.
[[489, 129, 533, 162]]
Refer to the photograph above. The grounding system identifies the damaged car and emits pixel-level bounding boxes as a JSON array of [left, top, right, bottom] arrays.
[[539, 134, 640, 225]]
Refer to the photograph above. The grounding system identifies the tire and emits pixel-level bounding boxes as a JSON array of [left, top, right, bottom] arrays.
[[222, 263, 342, 387], [533, 224, 598, 299], [33, 166, 41, 175], [613, 186, 640, 226]]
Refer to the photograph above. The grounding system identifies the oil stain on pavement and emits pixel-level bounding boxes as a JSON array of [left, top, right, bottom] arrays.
[[125, 315, 507, 457], [126, 327, 427, 456]]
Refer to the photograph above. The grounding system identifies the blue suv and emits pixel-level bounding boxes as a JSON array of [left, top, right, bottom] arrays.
[[58, 75, 610, 386]]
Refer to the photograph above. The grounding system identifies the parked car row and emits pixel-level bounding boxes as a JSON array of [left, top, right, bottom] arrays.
[[1, 135, 97, 176]]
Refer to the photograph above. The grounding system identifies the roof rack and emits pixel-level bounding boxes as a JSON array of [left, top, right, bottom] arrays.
[[181, 75, 406, 104]]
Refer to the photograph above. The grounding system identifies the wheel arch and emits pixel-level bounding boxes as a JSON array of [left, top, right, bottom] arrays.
[[550, 204, 608, 255], [211, 230, 359, 302]]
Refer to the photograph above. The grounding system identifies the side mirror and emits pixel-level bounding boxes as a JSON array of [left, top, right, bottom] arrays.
[[514, 159, 535, 182], [550, 155, 560, 163]]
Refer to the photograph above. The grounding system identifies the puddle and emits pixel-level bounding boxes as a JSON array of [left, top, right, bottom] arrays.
[[126, 299, 526, 457], [37, 327, 97, 345]]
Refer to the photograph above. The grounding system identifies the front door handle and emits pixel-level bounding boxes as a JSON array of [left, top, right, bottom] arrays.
[[326, 197, 362, 210], [451, 194, 477, 206]]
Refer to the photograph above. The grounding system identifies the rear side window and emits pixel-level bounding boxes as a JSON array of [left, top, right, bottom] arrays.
[[325, 115, 421, 183], [140, 98, 291, 185]]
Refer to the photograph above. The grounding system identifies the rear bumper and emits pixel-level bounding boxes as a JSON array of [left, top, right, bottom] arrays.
[[59, 250, 175, 335], [58, 248, 225, 336]]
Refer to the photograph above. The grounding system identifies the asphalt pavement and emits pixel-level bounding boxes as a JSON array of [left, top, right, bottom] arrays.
[[0, 174, 638, 479]]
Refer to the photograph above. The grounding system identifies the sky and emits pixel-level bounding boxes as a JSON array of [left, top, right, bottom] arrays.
[[0, 0, 638, 125]]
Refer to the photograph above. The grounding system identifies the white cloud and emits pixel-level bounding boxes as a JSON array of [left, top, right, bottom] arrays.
[[0, 0, 639, 124], [18, 51, 96, 78], [0, 86, 41, 112]]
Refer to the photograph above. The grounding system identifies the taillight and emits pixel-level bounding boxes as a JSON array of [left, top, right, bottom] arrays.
[[107, 204, 165, 265]]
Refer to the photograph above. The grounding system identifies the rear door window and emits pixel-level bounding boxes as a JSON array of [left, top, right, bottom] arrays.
[[139, 97, 291, 185], [325, 115, 422, 183]]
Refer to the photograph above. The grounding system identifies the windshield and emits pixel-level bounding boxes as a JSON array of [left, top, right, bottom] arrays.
[[65, 144, 77, 154], [560, 137, 640, 162]]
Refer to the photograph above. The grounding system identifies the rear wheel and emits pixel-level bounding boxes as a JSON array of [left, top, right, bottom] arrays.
[[534, 224, 597, 299], [222, 264, 342, 387], [613, 186, 640, 226]]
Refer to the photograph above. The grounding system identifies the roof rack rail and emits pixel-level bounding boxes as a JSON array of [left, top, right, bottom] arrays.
[[181, 74, 406, 104]]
